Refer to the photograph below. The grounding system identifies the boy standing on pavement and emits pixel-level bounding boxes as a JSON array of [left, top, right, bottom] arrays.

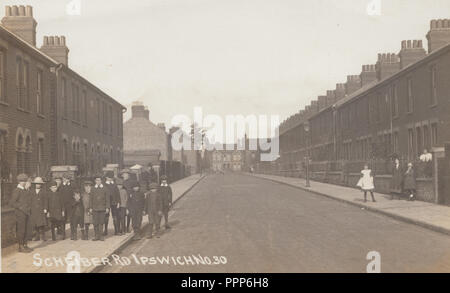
[[60, 173, 73, 239], [116, 178, 128, 235], [69, 189, 85, 240], [9, 173, 33, 253], [47, 181, 65, 241], [104, 172, 120, 236], [145, 183, 163, 239], [30, 177, 48, 241], [159, 175, 173, 230], [81, 181, 94, 240], [128, 180, 145, 240], [89, 176, 110, 241]]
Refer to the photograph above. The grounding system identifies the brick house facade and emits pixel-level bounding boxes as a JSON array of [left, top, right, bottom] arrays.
[[276, 19, 450, 203], [0, 5, 125, 181]]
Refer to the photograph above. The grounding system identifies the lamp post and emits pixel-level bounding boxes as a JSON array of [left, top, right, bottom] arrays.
[[304, 121, 311, 188]]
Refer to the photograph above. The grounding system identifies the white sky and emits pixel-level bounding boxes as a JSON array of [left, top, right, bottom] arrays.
[[3, 0, 450, 136]]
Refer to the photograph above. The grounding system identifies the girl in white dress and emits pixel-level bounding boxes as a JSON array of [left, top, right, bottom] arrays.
[[359, 164, 376, 203]]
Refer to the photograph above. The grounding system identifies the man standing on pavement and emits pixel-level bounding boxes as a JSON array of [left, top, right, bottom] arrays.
[[145, 183, 163, 239], [9, 173, 33, 253], [159, 175, 172, 230], [89, 175, 110, 241], [104, 172, 120, 236], [30, 177, 48, 241], [128, 180, 145, 240]]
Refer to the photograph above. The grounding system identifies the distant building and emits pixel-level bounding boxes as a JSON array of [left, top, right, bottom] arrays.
[[212, 145, 244, 171], [123, 102, 169, 167]]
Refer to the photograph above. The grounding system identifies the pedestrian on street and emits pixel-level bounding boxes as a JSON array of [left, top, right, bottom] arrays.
[[30, 177, 48, 241], [89, 175, 110, 241], [81, 180, 94, 240], [47, 181, 65, 241], [104, 172, 120, 236], [120, 168, 133, 232], [403, 163, 417, 201], [59, 173, 74, 239], [9, 173, 33, 253], [128, 180, 145, 240], [116, 178, 128, 235], [357, 163, 376, 203], [54, 176, 62, 190], [145, 183, 163, 239], [69, 189, 85, 240], [159, 175, 172, 230], [390, 157, 403, 200]]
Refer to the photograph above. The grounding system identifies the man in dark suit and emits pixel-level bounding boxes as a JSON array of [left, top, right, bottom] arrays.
[[159, 175, 173, 230], [9, 173, 33, 253], [89, 175, 110, 241], [104, 171, 120, 236]]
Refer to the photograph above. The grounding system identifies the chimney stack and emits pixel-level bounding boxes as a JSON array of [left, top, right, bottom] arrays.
[[326, 90, 336, 105], [345, 75, 361, 95], [318, 95, 327, 110], [426, 19, 450, 53], [2, 5, 37, 46], [131, 102, 149, 120], [40, 36, 70, 66], [399, 40, 427, 69], [310, 100, 319, 114], [335, 83, 346, 101], [157, 123, 166, 132], [360, 65, 377, 86], [376, 53, 401, 80]]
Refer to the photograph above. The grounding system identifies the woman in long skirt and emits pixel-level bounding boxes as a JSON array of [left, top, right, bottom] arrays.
[[359, 163, 376, 203], [390, 158, 403, 200], [403, 163, 416, 201]]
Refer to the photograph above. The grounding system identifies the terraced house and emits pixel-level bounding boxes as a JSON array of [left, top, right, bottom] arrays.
[[0, 5, 125, 182], [273, 19, 450, 205]]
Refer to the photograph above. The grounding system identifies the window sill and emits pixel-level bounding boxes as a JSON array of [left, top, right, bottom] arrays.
[[17, 108, 31, 114], [429, 103, 438, 109], [406, 111, 413, 115], [72, 120, 80, 126], [0, 101, 9, 107], [37, 114, 45, 119], [392, 115, 399, 121]]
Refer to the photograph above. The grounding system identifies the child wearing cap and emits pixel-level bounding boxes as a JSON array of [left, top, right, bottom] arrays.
[[47, 181, 65, 241], [9, 173, 33, 253], [145, 183, 163, 239], [116, 178, 128, 235], [69, 189, 85, 240], [30, 177, 48, 241], [81, 181, 94, 240], [127, 181, 145, 240]]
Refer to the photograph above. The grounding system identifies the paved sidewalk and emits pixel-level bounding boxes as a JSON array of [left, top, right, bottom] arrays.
[[0, 174, 205, 273], [248, 173, 450, 236]]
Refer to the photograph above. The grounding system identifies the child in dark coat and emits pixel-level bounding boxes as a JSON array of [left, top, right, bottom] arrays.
[[69, 189, 85, 240]]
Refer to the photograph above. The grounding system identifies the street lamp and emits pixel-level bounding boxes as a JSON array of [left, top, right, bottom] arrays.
[[303, 121, 311, 188]]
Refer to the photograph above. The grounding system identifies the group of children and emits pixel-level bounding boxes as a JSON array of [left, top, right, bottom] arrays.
[[9, 169, 173, 253]]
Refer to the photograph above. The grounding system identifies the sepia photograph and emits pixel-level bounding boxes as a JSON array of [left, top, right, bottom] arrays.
[[0, 0, 450, 281]]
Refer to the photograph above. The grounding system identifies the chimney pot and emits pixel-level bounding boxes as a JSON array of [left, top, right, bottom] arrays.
[[18, 5, 25, 16], [5, 6, 11, 16], [12, 5, 18, 16], [26, 5, 33, 17]]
